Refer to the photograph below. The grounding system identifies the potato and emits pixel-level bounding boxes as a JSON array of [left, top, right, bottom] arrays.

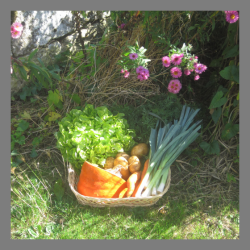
[[113, 164, 130, 180], [104, 157, 115, 169], [115, 152, 130, 161], [128, 156, 141, 173], [114, 156, 128, 168], [131, 143, 149, 158]]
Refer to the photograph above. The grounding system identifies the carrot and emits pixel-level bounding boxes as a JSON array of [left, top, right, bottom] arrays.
[[126, 171, 142, 197], [131, 159, 149, 197]]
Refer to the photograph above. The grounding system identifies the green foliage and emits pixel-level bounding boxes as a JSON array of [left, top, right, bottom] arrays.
[[109, 94, 183, 143], [199, 140, 220, 155], [55, 104, 136, 173], [221, 122, 239, 141], [209, 91, 228, 109], [219, 65, 239, 83], [47, 89, 63, 111]]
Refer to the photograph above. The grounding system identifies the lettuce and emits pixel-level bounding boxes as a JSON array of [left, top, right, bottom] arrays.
[[55, 104, 136, 174]]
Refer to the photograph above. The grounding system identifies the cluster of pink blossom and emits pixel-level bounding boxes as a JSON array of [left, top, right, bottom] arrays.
[[11, 22, 23, 39], [120, 69, 130, 78], [162, 53, 208, 94], [129, 53, 138, 60], [225, 11, 239, 24], [168, 79, 182, 94], [11, 22, 24, 74], [136, 66, 150, 81]]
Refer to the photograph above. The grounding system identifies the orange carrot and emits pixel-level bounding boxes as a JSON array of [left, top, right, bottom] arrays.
[[131, 159, 149, 197], [126, 171, 142, 197]]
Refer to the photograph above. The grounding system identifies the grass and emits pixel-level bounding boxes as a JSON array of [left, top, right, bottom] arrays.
[[11, 155, 239, 239]]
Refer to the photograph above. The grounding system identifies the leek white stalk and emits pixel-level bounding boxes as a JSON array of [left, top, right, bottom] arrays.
[[135, 105, 202, 198]]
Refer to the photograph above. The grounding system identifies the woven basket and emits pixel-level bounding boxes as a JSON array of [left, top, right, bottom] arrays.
[[68, 163, 171, 207]]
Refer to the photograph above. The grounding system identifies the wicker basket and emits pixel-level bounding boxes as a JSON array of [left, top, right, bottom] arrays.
[[68, 163, 171, 207]]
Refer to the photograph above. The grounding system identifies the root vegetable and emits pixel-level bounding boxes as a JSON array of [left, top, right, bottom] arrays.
[[114, 156, 128, 168], [131, 143, 149, 158], [126, 171, 142, 197], [104, 157, 115, 169], [115, 152, 130, 161], [113, 164, 130, 181], [128, 156, 141, 173]]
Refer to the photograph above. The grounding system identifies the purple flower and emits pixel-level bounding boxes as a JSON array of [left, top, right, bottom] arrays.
[[179, 53, 184, 58], [168, 79, 182, 94], [137, 74, 144, 81], [140, 68, 149, 77], [194, 64, 205, 74], [120, 23, 126, 29], [193, 62, 198, 68], [129, 53, 138, 60], [136, 66, 144, 74]]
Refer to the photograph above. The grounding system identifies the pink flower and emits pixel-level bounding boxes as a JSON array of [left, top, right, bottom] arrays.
[[189, 57, 193, 61], [137, 74, 144, 81], [225, 11, 239, 23], [11, 64, 13, 74], [11, 29, 22, 39], [142, 75, 149, 80], [171, 54, 182, 65], [194, 74, 200, 81], [179, 53, 184, 58], [120, 23, 126, 29], [195, 64, 205, 74], [203, 65, 207, 71], [140, 68, 149, 77], [170, 67, 182, 78], [12, 22, 23, 32], [129, 53, 138, 60], [162, 56, 171, 67], [168, 79, 182, 94], [193, 62, 198, 68], [136, 66, 144, 74], [194, 56, 198, 59], [124, 71, 130, 78], [121, 69, 125, 73], [184, 68, 191, 76]]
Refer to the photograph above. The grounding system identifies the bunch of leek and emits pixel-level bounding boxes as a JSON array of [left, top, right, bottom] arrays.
[[135, 105, 202, 197]]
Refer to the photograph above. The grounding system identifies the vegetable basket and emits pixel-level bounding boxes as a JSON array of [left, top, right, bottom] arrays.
[[67, 163, 171, 207]]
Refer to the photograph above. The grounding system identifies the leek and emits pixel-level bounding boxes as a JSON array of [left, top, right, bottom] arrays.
[[135, 105, 202, 197]]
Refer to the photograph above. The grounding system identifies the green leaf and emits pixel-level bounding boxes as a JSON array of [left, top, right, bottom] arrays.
[[28, 48, 38, 61], [30, 147, 38, 158], [221, 122, 239, 140], [48, 112, 61, 122], [32, 137, 43, 147], [236, 92, 239, 100], [209, 91, 228, 109], [21, 111, 31, 120], [199, 140, 220, 155], [227, 173, 236, 183], [223, 45, 239, 59], [188, 26, 196, 32], [212, 107, 222, 124], [72, 94, 81, 104], [219, 65, 239, 83], [18, 120, 30, 131], [212, 18, 215, 31], [53, 179, 64, 201], [17, 65, 28, 81], [47, 90, 59, 106]]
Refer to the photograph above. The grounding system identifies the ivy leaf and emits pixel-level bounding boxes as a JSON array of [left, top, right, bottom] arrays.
[[48, 112, 61, 122], [21, 111, 31, 120], [221, 122, 239, 140], [212, 107, 222, 124], [17, 120, 30, 131], [209, 91, 228, 109], [199, 140, 220, 155], [219, 65, 239, 83], [53, 179, 64, 201], [72, 93, 81, 104]]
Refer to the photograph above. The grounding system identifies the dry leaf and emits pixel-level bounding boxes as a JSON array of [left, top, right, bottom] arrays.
[[11, 167, 16, 175], [209, 108, 215, 115]]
